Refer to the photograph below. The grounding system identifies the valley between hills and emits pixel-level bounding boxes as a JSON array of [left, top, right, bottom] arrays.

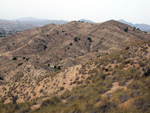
[[0, 20, 150, 113]]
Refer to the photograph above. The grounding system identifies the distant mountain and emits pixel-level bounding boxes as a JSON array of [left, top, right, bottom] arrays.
[[13, 17, 69, 25], [0, 19, 8, 21], [17, 20, 69, 26], [118, 19, 150, 31], [0, 19, 37, 37], [79, 19, 94, 23], [14, 17, 48, 21], [119, 19, 134, 26], [0, 18, 70, 37], [14, 17, 95, 24], [134, 24, 150, 32], [0, 18, 96, 37]]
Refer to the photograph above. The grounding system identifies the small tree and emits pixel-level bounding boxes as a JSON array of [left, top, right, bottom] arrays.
[[12, 57, 17, 60], [54, 65, 57, 69], [18, 63, 23, 66], [58, 66, 61, 70], [12, 95, 18, 104], [0, 76, 4, 80], [87, 37, 92, 42], [74, 37, 78, 42], [70, 43, 73, 46], [124, 27, 128, 32]]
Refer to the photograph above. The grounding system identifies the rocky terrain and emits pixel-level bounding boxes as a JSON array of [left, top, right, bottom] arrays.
[[0, 20, 150, 113]]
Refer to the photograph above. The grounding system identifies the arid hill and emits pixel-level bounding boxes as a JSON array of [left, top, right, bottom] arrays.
[[0, 20, 150, 107], [0, 20, 149, 81], [0, 37, 150, 113]]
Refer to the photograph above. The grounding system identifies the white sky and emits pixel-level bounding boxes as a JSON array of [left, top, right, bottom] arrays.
[[0, 0, 150, 24]]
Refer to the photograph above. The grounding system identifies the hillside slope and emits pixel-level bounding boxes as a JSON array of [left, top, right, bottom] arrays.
[[36, 41, 150, 113], [0, 39, 150, 113], [0, 20, 149, 82]]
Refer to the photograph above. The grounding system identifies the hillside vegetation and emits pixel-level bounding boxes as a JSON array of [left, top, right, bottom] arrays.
[[0, 20, 149, 82], [32, 41, 150, 113], [0, 40, 150, 113], [0, 20, 150, 113]]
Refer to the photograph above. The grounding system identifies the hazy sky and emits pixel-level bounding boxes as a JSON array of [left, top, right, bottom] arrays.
[[1, 0, 150, 24]]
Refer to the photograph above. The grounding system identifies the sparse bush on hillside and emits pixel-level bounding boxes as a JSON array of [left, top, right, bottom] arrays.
[[133, 97, 150, 112], [98, 101, 117, 113], [74, 37, 78, 42], [12, 95, 18, 104], [137, 28, 141, 31], [60, 87, 64, 91], [87, 37, 92, 43], [18, 63, 23, 66], [124, 27, 128, 32], [56, 31, 59, 34], [40, 89, 44, 93], [58, 66, 61, 70], [0, 76, 4, 80], [41, 96, 62, 107], [70, 43, 72, 46], [99, 69, 106, 80], [12, 57, 17, 60], [74, 37, 80, 42], [0, 97, 6, 103], [2, 87, 6, 91], [121, 59, 131, 65], [54, 65, 61, 70], [61, 90, 71, 99], [54, 65, 57, 69], [14, 72, 24, 82], [142, 66, 150, 77], [138, 60, 146, 67], [119, 94, 130, 103], [125, 46, 130, 50], [0, 101, 32, 113]]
